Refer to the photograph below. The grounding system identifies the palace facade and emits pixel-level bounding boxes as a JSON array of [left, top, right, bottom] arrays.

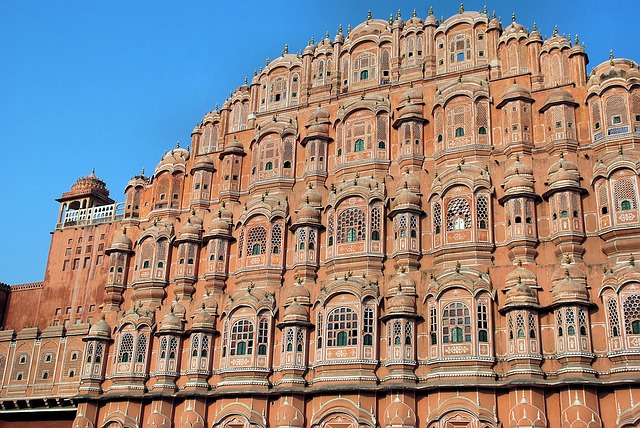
[[2, 6, 640, 428]]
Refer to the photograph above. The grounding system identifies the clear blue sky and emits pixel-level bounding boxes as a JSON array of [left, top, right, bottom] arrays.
[[1, 1, 638, 285]]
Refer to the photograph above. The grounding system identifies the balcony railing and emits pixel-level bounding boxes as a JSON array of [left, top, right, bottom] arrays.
[[56, 203, 124, 229]]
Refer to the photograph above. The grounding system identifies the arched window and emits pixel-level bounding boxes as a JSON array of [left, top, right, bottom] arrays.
[[252, 244, 261, 255], [118, 332, 134, 363], [455, 127, 465, 137], [371, 230, 380, 241], [257, 317, 269, 355], [283, 161, 292, 168], [443, 302, 471, 344], [378, 141, 386, 149], [265, 162, 273, 170], [621, 200, 633, 211], [478, 126, 487, 135], [447, 198, 471, 231], [360, 70, 369, 80], [354, 139, 365, 152], [230, 319, 254, 356], [624, 294, 640, 334], [477, 302, 489, 342], [327, 307, 358, 346], [135, 333, 148, 363], [346, 228, 357, 242]]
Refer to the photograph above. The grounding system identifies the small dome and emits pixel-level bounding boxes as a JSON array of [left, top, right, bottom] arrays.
[[283, 299, 309, 323], [178, 213, 203, 241], [193, 155, 215, 171], [396, 170, 421, 193], [288, 283, 311, 303], [192, 305, 215, 331], [505, 282, 539, 308], [551, 266, 589, 304], [303, 186, 323, 207], [547, 158, 580, 188], [87, 316, 111, 340], [296, 202, 321, 224], [155, 147, 189, 174], [309, 106, 330, 122], [209, 213, 231, 237], [497, 83, 533, 108], [541, 88, 577, 112], [159, 309, 183, 333], [107, 229, 132, 253], [504, 174, 534, 193], [387, 292, 416, 315], [388, 270, 417, 295], [403, 86, 423, 102], [70, 170, 110, 196], [505, 159, 534, 177], [393, 187, 421, 209], [505, 265, 537, 287], [221, 138, 245, 157]]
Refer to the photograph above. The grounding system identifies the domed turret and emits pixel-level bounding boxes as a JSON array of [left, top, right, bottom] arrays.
[[192, 155, 215, 172], [191, 304, 216, 332], [551, 265, 589, 305], [303, 185, 323, 207], [547, 157, 581, 189], [283, 299, 309, 323], [107, 228, 133, 254], [86, 316, 111, 341], [159, 308, 184, 334], [384, 395, 417, 428], [220, 137, 245, 158], [177, 212, 203, 242], [155, 146, 189, 175]]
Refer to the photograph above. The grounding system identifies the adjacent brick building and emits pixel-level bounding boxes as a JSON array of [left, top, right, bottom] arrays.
[[2, 6, 640, 428]]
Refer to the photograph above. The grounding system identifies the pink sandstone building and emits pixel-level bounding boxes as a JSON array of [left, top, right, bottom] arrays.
[[2, 6, 640, 428]]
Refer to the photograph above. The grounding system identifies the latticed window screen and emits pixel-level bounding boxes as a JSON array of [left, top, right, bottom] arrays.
[[285, 328, 294, 351], [191, 335, 199, 356], [433, 202, 442, 233], [566, 308, 576, 335], [607, 297, 621, 336], [447, 198, 471, 230], [477, 196, 489, 228], [337, 208, 366, 243], [238, 230, 244, 256], [371, 206, 381, 238], [404, 322, 413, 344], [247, 226, 267, 256], [377, 116, 388, 146], [591, 101, 602, 130], [296, 328, 304, 351], [516, 313, 526, 338], [442, 302, 471, 343], [613, 179, 637, 211], [271, 224, 282, 253], [528, 312, 537, 338], [230, 319, 254, 356], [606, 95, 628, 125], [478, 302, 489, 341], [119, 333, 134, 363], [135, 333, 148, 363], [623, 294, 640, 334], [169, 338, 178, 359], [201, 335, 209, 357], [327, 307, 358, 346]]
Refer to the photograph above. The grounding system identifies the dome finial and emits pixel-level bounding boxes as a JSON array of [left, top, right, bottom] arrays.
[[512, 12, 516, 22], [244, 76, 248, 85], [325, 31, 329, 39], [459, 3, 464, 14], [176, 141, 180, 148], [428, 6, 434, 16], [397, 9, 401, 19], [389, 14, 393, 25], [610, 49, 615, 64], [413, 9, 417, 17], [367, 10, 372, 21], [532, 22, 537, 31], [347, 24, 351, 36], [338, 23, 343, 34], [553, 25, 558, 36], [284, 43, 289, 54], [575, 34, 579, 44], [483, 5, 487, 15]]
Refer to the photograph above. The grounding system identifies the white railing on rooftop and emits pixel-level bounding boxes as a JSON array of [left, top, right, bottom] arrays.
[[56, 203, 124, 229]]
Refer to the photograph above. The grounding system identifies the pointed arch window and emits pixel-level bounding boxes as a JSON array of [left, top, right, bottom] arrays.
[[354, 139, 365, 152], [230, 319, 254, 356], [327, 307, 358, 347]]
